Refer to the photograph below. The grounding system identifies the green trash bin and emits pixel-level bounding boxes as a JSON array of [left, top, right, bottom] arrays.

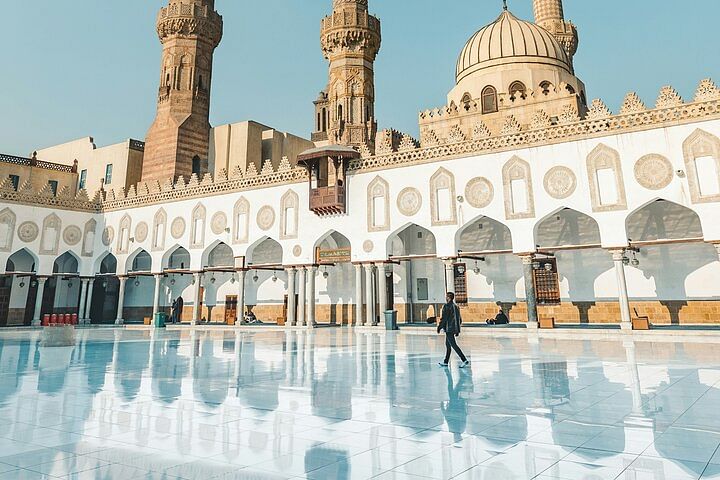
[[154, 312, 167, 328], [384, 310, 398, 331]]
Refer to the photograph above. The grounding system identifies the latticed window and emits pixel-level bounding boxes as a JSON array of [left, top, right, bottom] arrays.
[[533, 258, 561, 305], [481, 86, 498, 114]]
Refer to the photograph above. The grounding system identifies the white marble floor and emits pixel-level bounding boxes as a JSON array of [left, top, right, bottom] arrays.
[[0, 327, 719, 479]]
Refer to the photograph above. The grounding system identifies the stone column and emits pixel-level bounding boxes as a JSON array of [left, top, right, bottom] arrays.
[[152, 274, 163, 323], [520, 255, 539, 329], [377, 262, 388, 315], [714, 243, 720, 262], [237, 270, 246, 325], [115, 276, 127, 325], [443, 259, 455, 294], [364, 264, 375, 326], [83, 279, 95, 324], [192, 272, 203, 326], [77, 279, 89, 321], [354, 264, 363, 326], [32, 277, 48, 326], [306, 266, 316, 328], [286, 267, 296, 327], [297, 267, 307, 327], [611, 249, 632, 330]]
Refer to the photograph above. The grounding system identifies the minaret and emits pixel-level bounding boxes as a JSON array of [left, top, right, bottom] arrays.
[[142, 0, 223, 183], [315, 0, 381, 152], [533, 0, 578, 69]]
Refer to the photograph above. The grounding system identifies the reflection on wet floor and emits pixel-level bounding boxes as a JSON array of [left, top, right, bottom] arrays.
[[0, 328, 719, 479]]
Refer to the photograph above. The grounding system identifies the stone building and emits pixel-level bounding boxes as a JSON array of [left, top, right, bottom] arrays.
[[0, 0, 719, 330]]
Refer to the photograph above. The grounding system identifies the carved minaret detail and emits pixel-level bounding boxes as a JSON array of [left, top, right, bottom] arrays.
[[533, 0, 578, 69], [143, 0, 223, 183], [316, 0, 381, 152]]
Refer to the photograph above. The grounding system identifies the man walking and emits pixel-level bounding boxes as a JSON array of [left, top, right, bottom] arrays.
[[437, 292, 469, 368]]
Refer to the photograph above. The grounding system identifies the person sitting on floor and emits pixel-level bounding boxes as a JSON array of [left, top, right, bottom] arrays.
[[486, 309, 510, 325]]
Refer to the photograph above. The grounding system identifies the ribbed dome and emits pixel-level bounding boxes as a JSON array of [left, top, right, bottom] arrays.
[[456, 9, 571, 84]]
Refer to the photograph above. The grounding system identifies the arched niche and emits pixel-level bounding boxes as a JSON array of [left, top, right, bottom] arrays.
[[367, 176, 390, 232], [164, 246, 191, 270], [535, 208, 602, 248], [430, 167, 458, 226], [205, 242, 234, 268], [152, 208, 167, 252], [502, 156, 535, 220], [586, 144, 627, 212], [232, 197, 250, 245], [40, 213, 62, 256], [387, 223, 437, 257], [280, 190, 299, 240], [117, 214, 132, 255], [0, 207, 16, 253], [98, 253, 118, 275], [247, 237, 283, 265], [190, 203, 206, 249], [53, 251, 80, 275], [81, 219, 97, 257], [683, 129, 720, 203], [6, 248, 37, 273], [127, 249, 152, 274]]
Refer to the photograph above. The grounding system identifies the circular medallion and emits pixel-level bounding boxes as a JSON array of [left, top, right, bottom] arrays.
[[211, 212, 228, 235], [17, 221, 39, 243], [101, 227, 114, 247], [171, 217, 186, 239], [363, 240, 374, 253], [257, 206, 275, 231], [543, 166, 577, 199], [465, 177, 494, 208], [397, 188, 423, 216], [135, 222, 149, 243], [293, 245, 302, 257], [62, 226, 82, 246], [634, 154, 673, 190]]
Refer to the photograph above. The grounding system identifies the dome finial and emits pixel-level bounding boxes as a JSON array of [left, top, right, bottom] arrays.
[[503, 0, 508, 10]]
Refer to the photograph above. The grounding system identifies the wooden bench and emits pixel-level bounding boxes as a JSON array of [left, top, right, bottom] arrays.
[[539, 316, 556, 329], [632, 308, 650, 330]]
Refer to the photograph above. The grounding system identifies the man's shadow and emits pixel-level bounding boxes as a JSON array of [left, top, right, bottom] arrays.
[[441, 367, 473, 442]]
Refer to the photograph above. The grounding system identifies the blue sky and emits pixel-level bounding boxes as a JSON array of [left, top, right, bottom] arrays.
[[0, 0, 717, 156]]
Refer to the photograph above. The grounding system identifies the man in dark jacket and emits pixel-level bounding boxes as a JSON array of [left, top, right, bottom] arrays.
[[437, 292, 469, 368]]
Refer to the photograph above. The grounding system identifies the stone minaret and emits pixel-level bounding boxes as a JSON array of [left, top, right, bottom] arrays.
[[143, 0, 223, 183], [317, 0, 381, 152], [533, 0, 578, 69]]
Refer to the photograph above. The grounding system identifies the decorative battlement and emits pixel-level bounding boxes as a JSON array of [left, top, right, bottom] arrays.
[[157, 2, 223, 47], [4, 80, 719, 214], [0, 152, 77, 174]]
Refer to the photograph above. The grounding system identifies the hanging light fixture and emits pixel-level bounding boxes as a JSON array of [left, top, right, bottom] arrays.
[[271, 272, 278, 282], [102, 280, 108, 288], [544, 263, 553, 272], [631, 251, 640, 267], [473, 261, 480, 275], [322, 267, 329, 279], [170, 278, 176, 286], [230, 273, 236, 284], [67, 281, 73, 289], [253, 273, 259, 283], [135, 279, 141, 287], [19, 281, 25, 288], [210, 276, 216, 284]]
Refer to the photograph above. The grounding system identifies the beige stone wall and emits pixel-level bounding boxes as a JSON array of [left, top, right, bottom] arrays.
[[0, 162, 77, 196]]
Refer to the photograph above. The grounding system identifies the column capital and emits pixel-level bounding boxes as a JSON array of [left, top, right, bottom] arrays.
[[713, 243, 720, 254], [36, 276, 49, 283], [363, 263, 375, 271], [520, 254, 535, 265], [609, 248, 627, 262]]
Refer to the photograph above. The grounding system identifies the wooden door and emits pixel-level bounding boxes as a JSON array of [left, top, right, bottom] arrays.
[[0, 276, 11, 326], [225, 295, 238, 325]]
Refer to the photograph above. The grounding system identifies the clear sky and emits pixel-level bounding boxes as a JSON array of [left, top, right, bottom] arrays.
[[0, 0, 717, 156]]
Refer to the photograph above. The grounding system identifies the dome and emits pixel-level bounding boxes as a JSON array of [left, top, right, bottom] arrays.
[[456, 9, 572, 84]]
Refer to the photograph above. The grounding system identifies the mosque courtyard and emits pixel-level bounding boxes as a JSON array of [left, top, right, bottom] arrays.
[[0, 327, 719, 479]]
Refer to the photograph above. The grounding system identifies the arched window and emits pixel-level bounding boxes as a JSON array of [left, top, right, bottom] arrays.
[[461, 93, 472, 111], [509, 81, 527, 100], [481, 86, 498, 114], [192, 156, 201, 176], [337, 104, 343, 122], [566, 84, 576, 95], [540, 81, 552, 96], [322, 108, 327, 131]]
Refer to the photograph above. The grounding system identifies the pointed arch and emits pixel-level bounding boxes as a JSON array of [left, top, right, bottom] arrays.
[[430, 167, 457, 226], [367, 176, 390, 232], [502, 156, 535, 219], [6, 248, 38, 273], [232, 197, 250, 245], [190, 203, 206, 249], [163, 245, 191, 270], [117, 214, 132, 254], [246, 237, 283, 265], [534, 207, 602, 248], [683, 129, 720, 203], [625, 199, 703, 242], [94, 251, 118, 275], [280, 190, 299, 240], [202, 241, 234, 268], [0, 207, 16, 253], [81, 218, 97, 257], [455, 215, 513, 252], [387, 223, 437, 257], [587, 144, 627, 212], [127, 248, 152, 273], [53, 251, 80, 274], [152, 208, 168, 252], [40, 213, 62, 255]]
